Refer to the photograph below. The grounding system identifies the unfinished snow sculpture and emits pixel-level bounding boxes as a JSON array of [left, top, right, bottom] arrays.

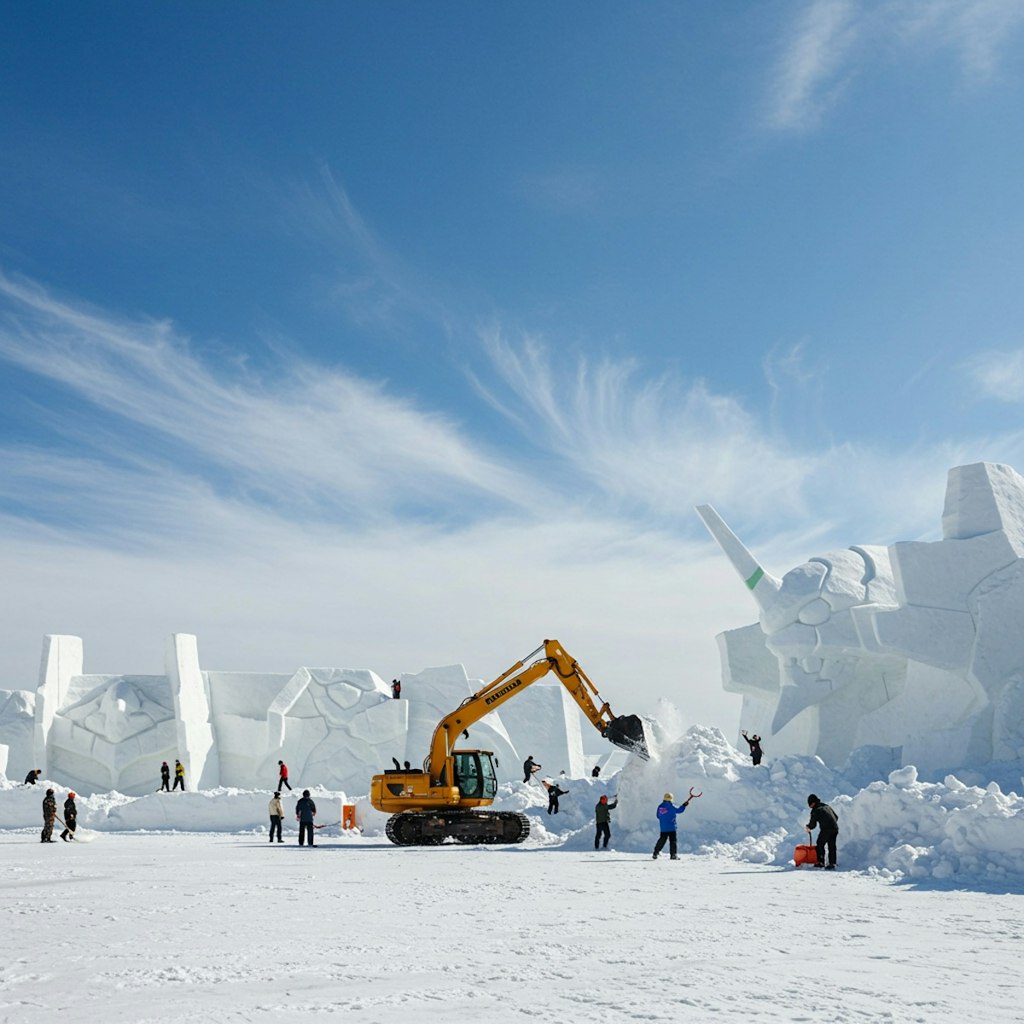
[[21, 633, 585, 795], [698, 462, 1024, 774]]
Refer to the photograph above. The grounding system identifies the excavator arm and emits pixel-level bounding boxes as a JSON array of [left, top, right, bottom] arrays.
[[426, 638, 648, 778]]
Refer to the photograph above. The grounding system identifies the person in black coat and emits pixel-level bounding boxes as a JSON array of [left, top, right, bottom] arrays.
[[741, 730, 763, 765], [159, 761, 170, 792], [806, 793, 839, 869], [24, 768, 42, 785], [60, 792, 78, 841], [523, 756, 541, 783], [546, 782, 569, 815]]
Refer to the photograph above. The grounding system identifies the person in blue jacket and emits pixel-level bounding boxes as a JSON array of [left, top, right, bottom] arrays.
[[652, 790, 698, 860]]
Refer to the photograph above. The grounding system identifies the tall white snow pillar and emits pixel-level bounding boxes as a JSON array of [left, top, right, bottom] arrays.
[[33, 634, 83, 773], [166, 633, 220, 790]]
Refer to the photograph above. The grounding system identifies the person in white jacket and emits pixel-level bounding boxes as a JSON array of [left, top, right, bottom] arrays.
[[268, 791, 284, 843]]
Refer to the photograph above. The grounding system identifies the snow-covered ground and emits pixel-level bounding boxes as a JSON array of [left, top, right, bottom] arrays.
[[5, 722, 1024, 1022], [2, 831, 1021, 1024]]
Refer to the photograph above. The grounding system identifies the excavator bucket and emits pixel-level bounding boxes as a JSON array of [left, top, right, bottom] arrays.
[[604, 714, 649, 760]]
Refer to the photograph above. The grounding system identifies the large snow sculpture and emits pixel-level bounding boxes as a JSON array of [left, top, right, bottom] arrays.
[[19, 633, 589, 796], [698, 462, 1024, 775]]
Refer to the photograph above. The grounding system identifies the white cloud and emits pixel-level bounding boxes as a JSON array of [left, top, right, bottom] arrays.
[[761, 0, 1024, 133], [762, 0, 861, 134], [0, 272, 529, 526], [965, 348, 1024, 402]]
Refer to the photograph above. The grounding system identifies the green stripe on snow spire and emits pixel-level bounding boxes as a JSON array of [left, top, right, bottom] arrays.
[[694, 504, 781, 611]]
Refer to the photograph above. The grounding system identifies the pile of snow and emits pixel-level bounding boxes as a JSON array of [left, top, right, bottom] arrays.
[[5, 713, 1024, 888]]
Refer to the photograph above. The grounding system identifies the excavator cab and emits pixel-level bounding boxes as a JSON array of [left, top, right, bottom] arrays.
[[452, 750, 498, 801]]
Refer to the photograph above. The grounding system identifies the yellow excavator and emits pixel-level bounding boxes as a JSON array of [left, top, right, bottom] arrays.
[[370, 638, 648, 845]]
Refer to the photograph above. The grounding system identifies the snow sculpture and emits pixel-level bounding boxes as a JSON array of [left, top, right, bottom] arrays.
[[20, 633, 588, 796], [497, 680, 586, 778], [698, 462, 1024, 775], [0, 689, 35, 779]]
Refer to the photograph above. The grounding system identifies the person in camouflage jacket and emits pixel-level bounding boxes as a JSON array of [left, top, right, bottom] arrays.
[[41, 789, 57, 843]]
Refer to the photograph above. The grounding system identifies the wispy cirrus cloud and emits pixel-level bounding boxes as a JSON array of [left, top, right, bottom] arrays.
[[0, 271, 528, 531], [761, 0, 1024, 133], [965, 348, 1024, 402]]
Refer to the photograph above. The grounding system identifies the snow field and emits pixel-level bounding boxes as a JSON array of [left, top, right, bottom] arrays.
[[1, 832, 1020, 1024]]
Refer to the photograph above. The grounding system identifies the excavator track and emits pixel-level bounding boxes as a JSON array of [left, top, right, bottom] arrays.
[[385, 810, 530, 846]]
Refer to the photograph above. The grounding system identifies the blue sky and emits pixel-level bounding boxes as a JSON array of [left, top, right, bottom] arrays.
[[3, 2, 1024, 734]]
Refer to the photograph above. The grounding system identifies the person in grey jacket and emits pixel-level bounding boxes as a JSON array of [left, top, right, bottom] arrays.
[[295, 790, 317, 847], [268, 791, 284, 843]]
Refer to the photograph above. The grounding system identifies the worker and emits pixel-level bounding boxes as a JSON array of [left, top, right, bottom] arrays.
[[391, 678, 402, 699], [60, 792, 78, 842], [805, 793, 839, 869], [546, 782, 569, 815], [652, 790, 699, 860], [172, 759, 185, 791], [741, 729, 764, 766], [277, 760, 292, 791], [159, 761, 170, 791], [523, 756, 541, 783], [41, 788, 57, 843], [591, 765, 601, 778], [24, 768, 42, 786], [296, 789, 318, 847], [268, 791, 285, 843], [594, 794, 617, 850]]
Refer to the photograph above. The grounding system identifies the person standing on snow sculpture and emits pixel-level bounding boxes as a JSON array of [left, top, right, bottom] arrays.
[[805, 794, 839, 869], [652, 789, 700, 860], [523, 756, 541, 783], [546, 781, 569, 815], [391, 678, 402, 699], [268, 791, 285, 843], [277, 760, 292, 791], [741, 730, 763, 766], [296, 789, 317, 847], [594, 794, 617, 849], [591, 765, 601, 778], [24, 768, 42, 786], [41, 788, 57, 843], [60, 792, 78, 841], [172, 759, 185, 791], [159, 761, 171, 792]]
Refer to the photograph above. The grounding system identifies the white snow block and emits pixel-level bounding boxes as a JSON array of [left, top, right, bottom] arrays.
[[166, 633, 220, 790], [0, 689, 36, 780], [33, 634, 83, 772], [496, 680, 586, 779]]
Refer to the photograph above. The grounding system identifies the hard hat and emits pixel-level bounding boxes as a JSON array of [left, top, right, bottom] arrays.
[[68, 792, 76, 799], [599, 795, 608, 802], [664, 792, 674, 801]]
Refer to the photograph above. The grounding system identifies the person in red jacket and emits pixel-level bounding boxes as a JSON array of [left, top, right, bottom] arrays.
[[277, 760, 292, 791]]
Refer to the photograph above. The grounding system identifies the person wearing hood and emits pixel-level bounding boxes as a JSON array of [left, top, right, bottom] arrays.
[[159, 761, 170, 792], [41, 789, 57, 843], [60, 792, 78, 841], [594, 794, 618, 850], [268, 791, 285, 843], [652, 791, 695, 860]]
